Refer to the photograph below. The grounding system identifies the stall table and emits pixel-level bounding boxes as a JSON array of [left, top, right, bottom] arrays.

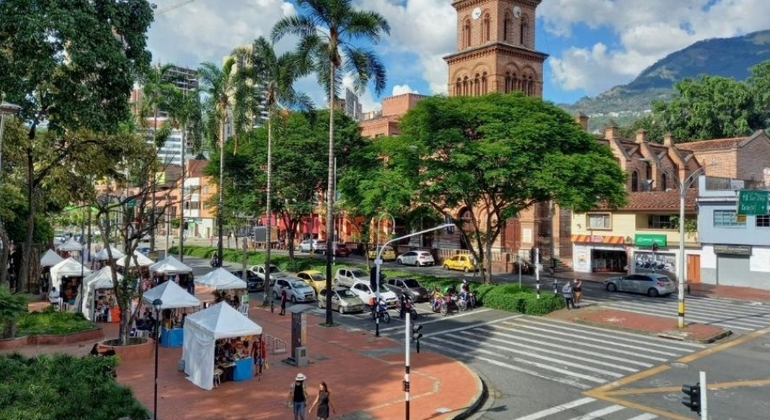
[[160, 326, 184, 347], [232, 357, 253, 381]]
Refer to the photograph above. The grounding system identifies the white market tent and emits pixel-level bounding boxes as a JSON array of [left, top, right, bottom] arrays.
[[116, 250, 154, 268], [142, 280, 201, 309], [81, 266, 122, 321], [150, 255, 193, 274], [40, 249, 64, 268], [49, 257, 92, 292], [194, 268, 247, 290], [182, 302, 262, 390], [94, 246, 125, 261], [57, 239, 83, 252]]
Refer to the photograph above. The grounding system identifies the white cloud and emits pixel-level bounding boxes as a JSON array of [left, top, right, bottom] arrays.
[[391, 84, 418, 95]]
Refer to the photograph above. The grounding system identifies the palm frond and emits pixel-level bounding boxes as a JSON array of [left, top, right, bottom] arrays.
[[344, 10, 391, 42], [272, 15, 317, 43], [342, 46, 387, 95]]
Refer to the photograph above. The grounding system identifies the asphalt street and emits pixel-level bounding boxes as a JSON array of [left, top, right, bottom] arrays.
[[171, 250, 770, 420]]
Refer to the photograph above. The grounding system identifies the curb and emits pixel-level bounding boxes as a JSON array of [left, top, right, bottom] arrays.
[[573, 318, 732, 344], [449, 362, 488, 420]]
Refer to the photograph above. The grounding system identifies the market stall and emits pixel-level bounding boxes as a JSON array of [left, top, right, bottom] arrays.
[[182, 302, 262, 390], [116, 250, 154, 268], [142, 281, 201, 347], [40, 250, 64, 293], [194, 268, 248, 309], [94, 246, 125, 261], [150, 255, 193, 275], [81, 266, 122, 322], [49, 257, 91, 310]]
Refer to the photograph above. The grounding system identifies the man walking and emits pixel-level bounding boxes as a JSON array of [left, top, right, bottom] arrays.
[[279, 286, 288, 316], [562, 281, 575, 310]]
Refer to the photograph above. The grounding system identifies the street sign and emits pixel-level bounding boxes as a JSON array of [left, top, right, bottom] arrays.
[[635, 234, 667, 247], [737, 190, 768, 215], [127, 199, 137, 208]]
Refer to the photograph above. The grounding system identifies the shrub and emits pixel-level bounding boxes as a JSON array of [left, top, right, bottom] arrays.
[[15, 310, 95, 337]]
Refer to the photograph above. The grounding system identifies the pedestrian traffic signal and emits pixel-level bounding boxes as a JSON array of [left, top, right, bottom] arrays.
[[411, 324, 423, 342], [681, 382, 701, 414]]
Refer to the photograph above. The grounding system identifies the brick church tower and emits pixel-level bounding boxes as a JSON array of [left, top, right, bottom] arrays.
[[444, 0, 548, 98]]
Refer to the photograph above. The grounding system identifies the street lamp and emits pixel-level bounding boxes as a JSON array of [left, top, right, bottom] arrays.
[[0, 101, 21, 232], [373, 212, 395, 337], [152, 298, 163, 420]]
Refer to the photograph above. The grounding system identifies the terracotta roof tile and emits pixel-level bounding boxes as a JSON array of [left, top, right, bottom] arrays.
[[676, 137, 745, 151], [598, 189, 697, 212]]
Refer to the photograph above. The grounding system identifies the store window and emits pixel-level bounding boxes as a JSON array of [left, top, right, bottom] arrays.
[[587, 213, 611, 229], [713, 210, 744, 227], [648, 215, 675, 229], [757, 215, 770, 228]]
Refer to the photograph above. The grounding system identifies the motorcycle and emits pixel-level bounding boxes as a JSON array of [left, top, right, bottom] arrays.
[[399, 295, 418, 320], [458, 291, 478, 311], [370, 299, 391, 323], [439, 293, 461, 316]]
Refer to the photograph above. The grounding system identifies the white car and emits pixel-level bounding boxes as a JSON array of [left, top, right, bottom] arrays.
[[250, 264, 288, 285], [298, 239, 325, 253], [272, 277, 317, 303], [348, 280, 399, 308], [396, 250, 435, 267], [334, 267, 371, 288]]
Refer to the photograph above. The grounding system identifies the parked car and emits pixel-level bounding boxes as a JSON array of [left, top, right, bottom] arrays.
[[298, 239, 325, 253], [231, 269, 264, 292], [272, 277, 317, 303], [349, 280, 399, 308], [443, 254, 477, 272], [313, 240, 327, 254], [333, 243, 352, 257], [603, 273, 676, 297], [386, 277, 430, 302], [334, 267, 371, 287], [250, 264, 288, 286], [367, 245, 396, 261], [297, 270, 328, 294], [318, 287, 365, 314], [396, 250, 435, 267]]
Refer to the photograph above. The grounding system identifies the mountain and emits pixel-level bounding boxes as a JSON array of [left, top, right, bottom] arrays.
[[560, 29, 770, 132]]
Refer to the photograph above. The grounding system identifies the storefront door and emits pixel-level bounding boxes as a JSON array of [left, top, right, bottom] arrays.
[[717, 255, 750, 287], [687, 255, 701, 283]]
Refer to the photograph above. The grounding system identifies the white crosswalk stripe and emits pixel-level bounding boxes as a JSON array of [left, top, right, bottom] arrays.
[[420, 316, 700, 390], [511, 397, 659, 420], [603, 296, 770, 332]]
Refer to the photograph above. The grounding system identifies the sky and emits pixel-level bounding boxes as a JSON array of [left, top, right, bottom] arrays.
[[147, 0, 770, 111]]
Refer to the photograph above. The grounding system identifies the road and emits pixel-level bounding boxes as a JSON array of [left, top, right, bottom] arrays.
[[176, 251, 770, 420]]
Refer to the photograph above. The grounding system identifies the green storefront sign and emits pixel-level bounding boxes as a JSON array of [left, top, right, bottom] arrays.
[[737, 190, 769, 216], [635, 234, 667, 247]]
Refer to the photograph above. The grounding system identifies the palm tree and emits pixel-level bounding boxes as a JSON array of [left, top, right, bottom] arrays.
[[233, 37, 313, 306], [272, 0, 390, 325], [197, 58, 252, 261]]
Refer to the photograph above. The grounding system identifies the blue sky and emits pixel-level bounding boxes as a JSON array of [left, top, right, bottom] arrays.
[[147, 0, 770, 111]]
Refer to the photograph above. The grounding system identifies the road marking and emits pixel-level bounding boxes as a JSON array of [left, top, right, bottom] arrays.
[[605, 378, 770, 396], [566, 405, 625, 420], [582, 391, 693, 420], [511, 397, 596, 420], [413, 313, 521, 337], [376, 308, 493, 332], [586, 365, 671, 395], [427, 335, 606, 384], [676, 324, 770, 364], [420, 341, 592, 390], [604, 302, 769, 331], [626, 414, 658, 420], [539, 318, 706, 348]]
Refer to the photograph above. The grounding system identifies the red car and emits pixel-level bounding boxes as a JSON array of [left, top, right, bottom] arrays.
[[333, 243, 352, 257]]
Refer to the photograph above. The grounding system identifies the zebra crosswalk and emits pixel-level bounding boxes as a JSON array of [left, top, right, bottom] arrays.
[[420, 317, 704, 390], [601, 295, 770, 332], [512, 397, 659, 420]]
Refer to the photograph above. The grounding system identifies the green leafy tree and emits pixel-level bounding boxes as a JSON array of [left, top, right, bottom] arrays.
[[395, 93, 627, 283], [272, 0, 390, 325], [0, 0, 154, 292], [0, 286, 30, 338]]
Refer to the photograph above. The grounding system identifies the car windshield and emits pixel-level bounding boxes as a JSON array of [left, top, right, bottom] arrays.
[[268, 266, 281, 273], [338, 289, 357, 298], [290, 281, 307, 289], [402, 279, 421, 288], [350, 269, 367, 277], [309, 273, 325, 281]]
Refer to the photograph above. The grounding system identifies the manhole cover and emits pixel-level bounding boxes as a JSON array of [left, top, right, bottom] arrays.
[[671, 362, 689, 369]]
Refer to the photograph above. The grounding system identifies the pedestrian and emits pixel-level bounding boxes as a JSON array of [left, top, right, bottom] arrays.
[[562, 281, 575, 310], [287, 373, 308, 420], [308, 381, 336, 420], [573, 279, 583, 308], [280, 286, 288, 316]]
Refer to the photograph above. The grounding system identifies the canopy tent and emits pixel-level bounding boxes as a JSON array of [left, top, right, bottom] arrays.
[[150, 255, 193, 274], [94, 246, 125, 261], [40, 249, 64, 268], [81, 266, 122, 321], [182, 302, 262, 390], [194, 268, 247, 290], [116, 250, 154, 268], [142, 280, 201, 309], [57, 240, 82, 252], [49, 257, 91, 292]]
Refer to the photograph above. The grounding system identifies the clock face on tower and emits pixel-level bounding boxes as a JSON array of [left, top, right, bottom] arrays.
[[513, 6, 522, 18], [472, 7, 482, 20]]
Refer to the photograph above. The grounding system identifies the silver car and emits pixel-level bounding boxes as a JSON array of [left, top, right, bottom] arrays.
[[603, 273, 676, 297], [317, 287, 365, 314]]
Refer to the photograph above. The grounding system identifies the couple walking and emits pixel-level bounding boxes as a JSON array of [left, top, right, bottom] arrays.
[[287, 373, 337, 420], [562, 279, 583, 309]]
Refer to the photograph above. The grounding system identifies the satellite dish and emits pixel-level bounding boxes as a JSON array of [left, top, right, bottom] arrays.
[[513, 6, 522, 18]]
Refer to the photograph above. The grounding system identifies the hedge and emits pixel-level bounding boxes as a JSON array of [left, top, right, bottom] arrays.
[[16, 307, 96, 337], [173, 245, 565, 316]]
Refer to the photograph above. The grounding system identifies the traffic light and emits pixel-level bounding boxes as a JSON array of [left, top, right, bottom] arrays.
[[681, 382, 701, 414], [652, 242, 659, 252], [370, 269, 377, 290], [412, 324, 423, 353]]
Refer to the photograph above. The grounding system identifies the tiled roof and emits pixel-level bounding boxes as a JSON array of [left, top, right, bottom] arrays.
[[598, 189, 697, 212], [676, 137, 745, 151]]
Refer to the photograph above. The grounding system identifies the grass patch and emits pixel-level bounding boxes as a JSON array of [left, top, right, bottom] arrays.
[[15, 307, 96, 337]]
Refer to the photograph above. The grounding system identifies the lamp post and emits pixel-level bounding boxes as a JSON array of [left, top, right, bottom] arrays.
[[152, 298, 163, 420], [373, 212, 395, 337], [0, 102, 21, 234]]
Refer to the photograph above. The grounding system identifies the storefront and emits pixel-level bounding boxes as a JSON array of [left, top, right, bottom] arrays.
[[631, 234, 680, 280], [571, 235, 628, 273]]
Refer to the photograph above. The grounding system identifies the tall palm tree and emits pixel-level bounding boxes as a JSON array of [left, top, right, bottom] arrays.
[[272, 0, 390, 325], [233, 37, 313, 305], [198, 58, 252, 261]]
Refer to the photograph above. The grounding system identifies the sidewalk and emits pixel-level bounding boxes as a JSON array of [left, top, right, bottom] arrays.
[[7, 304, 483, 420]]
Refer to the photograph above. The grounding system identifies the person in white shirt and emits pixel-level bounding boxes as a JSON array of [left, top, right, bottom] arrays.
[[49, 287, 60, 307]]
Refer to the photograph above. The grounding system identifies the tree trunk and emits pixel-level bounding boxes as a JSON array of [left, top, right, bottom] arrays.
[[0, 228, 9, 288], [264, 111, 273, 304], [324, 64, 336, 326], [19, 149, 35, 293], [484, 239, 493, 284]]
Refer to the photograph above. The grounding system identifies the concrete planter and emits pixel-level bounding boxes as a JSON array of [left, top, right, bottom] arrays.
[[0, 325, 104, 350], [98, 337, 154, 361]]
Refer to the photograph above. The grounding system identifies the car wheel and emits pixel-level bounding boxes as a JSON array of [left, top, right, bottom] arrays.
[[443, 264, 450, 270], [290, 295, 297, 304], [397, 258, 402, 265], [382, 312, 390, 323], [648, 288, 660, 297], [464, 267, 470, 273], [606, 283, 617, 292], [339, 306, 345, 314]]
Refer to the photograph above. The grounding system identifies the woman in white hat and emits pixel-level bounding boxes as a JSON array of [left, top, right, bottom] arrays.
[[287, 373, 308, 420]]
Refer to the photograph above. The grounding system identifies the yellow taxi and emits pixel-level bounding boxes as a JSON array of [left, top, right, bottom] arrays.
[[367, 245, 396, 261], [296, 270, 329, 294], [443, 254, 478, 272]]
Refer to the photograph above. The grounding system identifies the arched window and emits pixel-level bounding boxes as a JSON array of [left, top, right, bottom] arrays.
[[483, 14, 491, 42], [646, 164, 652, 180], [520, 16, 529, 46], [513, 74, 519, 92], [631, 171, 639, 192], [662, 173, 667, 190], [481, 72, 488, 94], [504, 72, 511, 93], [503, 16, 511, 42], [464, 20, 471, 47], [455, 79, 462, 96], [474, 74, 480, 96], [462, 76, 469, 96]]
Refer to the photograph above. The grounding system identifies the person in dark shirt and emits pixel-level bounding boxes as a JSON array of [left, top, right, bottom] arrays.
[[286, 373, 308, 420]]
